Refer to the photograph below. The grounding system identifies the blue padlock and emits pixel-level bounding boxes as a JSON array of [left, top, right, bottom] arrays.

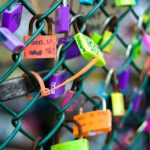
[[79, 0, 94, 5]]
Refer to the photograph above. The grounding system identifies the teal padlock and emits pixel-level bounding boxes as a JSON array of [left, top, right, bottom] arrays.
[[51, 120, 89, 150], [115, 0, 136, 6], [79, 0, 94, 5]]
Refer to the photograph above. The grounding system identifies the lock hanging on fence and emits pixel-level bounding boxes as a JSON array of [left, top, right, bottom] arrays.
[[48, 45, 67, 99], [73, 96, 112, 137], [110, 70, 125, 116], [115, 0, 136, 7], [55, 0, 70, 33], [91, 32, 103, 45], [24, 14, 56, 59], [2, 1, 23, 33], [0, 27, 25, 53], [73, 20, 106, 67], [61, 79, 80, 112], [51, 120, 89, 150], [78, 0, 95, 5]]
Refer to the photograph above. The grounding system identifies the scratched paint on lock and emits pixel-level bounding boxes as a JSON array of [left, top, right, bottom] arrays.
[[24, 36, 56, 59]]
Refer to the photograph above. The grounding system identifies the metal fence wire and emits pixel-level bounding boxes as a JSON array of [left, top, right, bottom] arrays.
[[0, 0, 150, 150]]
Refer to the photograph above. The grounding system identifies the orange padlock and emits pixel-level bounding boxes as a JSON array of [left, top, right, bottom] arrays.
[[144, 57, 150, 76], [24, 14, 56, 59], [73, 96, 112, 137]]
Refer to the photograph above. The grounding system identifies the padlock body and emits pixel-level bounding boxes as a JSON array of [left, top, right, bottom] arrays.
[[24, 35, 56, 59], [142, 34, 150, 53], [51, 139, 89, 150], [0, 27, 25, 52], [73, 110, 112, 137], [91, 32, 102, 45], [58, 37, 81, 59], [115, 0, 136, 6], [111, 92, 125, 116], [101, 31, 114, 53], [118, 67, 131, 91], [55, 6, 70, 33], [74, 33, 106, 67], [144, 57, 150, 76], [61, 90, 79, 112], [79, 0, 94, 5], [2, 3, 23, 33], [49, 70, 67, 99], [145, 118, 150, 133]]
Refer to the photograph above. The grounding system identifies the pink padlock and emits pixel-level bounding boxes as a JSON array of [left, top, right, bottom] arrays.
[[142, 34, 150, 53], [144, 118, 150, 133], [61, 80, 80, 112]]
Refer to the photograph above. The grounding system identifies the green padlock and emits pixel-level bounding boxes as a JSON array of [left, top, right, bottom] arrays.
[[91, 32, 102, 45], [51, 120, 89, 150], [115, 0, 136, 7], [74, 32, 106, 67], [100, 16, 117, 53], [110, 71, 125, 116]]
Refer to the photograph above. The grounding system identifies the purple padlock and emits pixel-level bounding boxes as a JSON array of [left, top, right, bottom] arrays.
[[2, 2, 23, 33], [142, 34, 150, 53], [144, 118, 150, 133], [118, 67, 131, 91], [61, 80, 79, 111], [58, 37, 81, 59], [132, 89, 143, 112], [49, 70, 67, 99], [0, 27, 25, 53], [55, 0, 70, 33]]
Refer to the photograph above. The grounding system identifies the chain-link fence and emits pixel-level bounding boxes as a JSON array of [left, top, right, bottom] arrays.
[[0, 0, 150, 150]]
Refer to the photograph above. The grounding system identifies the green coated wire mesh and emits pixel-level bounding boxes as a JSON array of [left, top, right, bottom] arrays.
[[0, 0, 150, 150]]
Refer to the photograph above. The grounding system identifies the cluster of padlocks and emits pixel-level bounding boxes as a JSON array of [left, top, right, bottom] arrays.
[[0, 0, 150, 150]]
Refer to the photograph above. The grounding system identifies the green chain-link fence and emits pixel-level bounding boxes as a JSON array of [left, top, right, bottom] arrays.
[[0, 0, 150, 149]]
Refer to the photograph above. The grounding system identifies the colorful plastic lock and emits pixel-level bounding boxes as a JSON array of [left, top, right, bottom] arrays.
[[61, 80, 80, 112], [2, 2, 23, 33], [79, 0, 94, 5], [115, 0, 136, 6], [142, 33, 150, 53], [0, 27, 25, 53], [58, 36, 81, 59], [144, 118, 150, 133], [55, 0, 70, 33], [132, 89, 143, 112], [73, 97, 112, 137], [51, 120, 89, 150], [118, 67, 131, 91], [91, 32, 102, 45], [111, 92, 125, 116], [74, 32, 106, 67], [49, 70, 67, 99], [24, 15, 56, 59]]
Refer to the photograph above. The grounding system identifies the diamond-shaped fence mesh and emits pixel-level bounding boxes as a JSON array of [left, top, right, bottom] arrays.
[[0, 0, 150, 150]]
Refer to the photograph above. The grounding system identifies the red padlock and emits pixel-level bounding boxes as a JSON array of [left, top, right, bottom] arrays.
[[24, 14, 56, 59]]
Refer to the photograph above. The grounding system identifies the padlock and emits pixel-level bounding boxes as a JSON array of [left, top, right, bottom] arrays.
[[144, 57, 150, 76], [24, 14, 56, 59], [132, 89, 143, 112], [58, 36, 81, 60], [115, 0, 136, 7], [118, 67, 131, 91], [79, 0, 94, 5], [55, 0, 70, 33], [61, 79, 80, 112], [73, 96, 112, 137], [74, 21, 106, 67], [100, 16, 117, 53], [0, 27, 25, 53], [142, 33, 150, 53], [111, 71, 125, 116], [91, 32, 102, 45], [51, 119, 89, 150], [2, 1, 23, 33], [144, 118, 150, 133]]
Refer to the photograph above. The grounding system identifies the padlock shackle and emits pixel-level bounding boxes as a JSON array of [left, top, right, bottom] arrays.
[[28, 14, 52, 36], [62, 0, 67, 7], [55, 119, 83, 144], [71, 79, 80, 91], [31, 137, 42, 150], [111, 70, 120, 92]]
